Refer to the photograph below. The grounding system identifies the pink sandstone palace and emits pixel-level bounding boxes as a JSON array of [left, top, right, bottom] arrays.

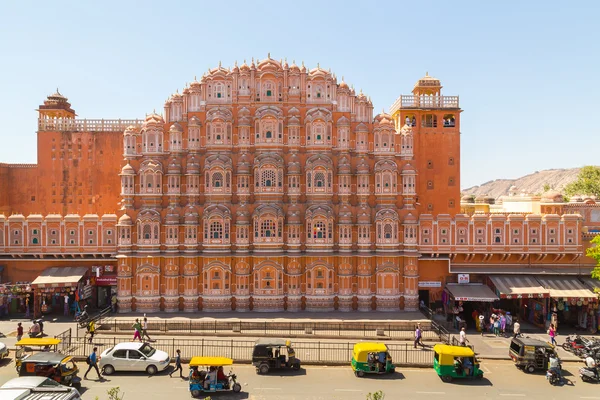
[[0, 56, 598, 329]]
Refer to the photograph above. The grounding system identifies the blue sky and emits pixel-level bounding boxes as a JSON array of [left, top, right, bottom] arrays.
[[1, 1, 598, 188]]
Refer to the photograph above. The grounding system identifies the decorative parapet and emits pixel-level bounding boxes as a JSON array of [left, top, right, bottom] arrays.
[[38, 118, 144, 132]]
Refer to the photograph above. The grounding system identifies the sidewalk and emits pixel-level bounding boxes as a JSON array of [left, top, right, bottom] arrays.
[[462, 329, 589, 362]]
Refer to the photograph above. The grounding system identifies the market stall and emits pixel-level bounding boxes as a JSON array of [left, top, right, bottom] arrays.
[[488, 275, 550, 328], [443, 283, 499, 329], [31, 266, 91, 318], [0, 283, 33, 318]]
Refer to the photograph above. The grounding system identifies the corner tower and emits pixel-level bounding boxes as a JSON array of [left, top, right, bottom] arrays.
[[390, 74, 461, 216]]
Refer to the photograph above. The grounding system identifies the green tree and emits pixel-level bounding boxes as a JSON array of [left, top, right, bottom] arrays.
[[543, 183, 551, 192], [564, 166, 600, 198], [366, 391, 385, 400], [588, 235, 600, 286]]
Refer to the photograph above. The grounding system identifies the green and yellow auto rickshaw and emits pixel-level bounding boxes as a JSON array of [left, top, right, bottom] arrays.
[[351, 342, 395, 377], [433, 344, 483, 382]]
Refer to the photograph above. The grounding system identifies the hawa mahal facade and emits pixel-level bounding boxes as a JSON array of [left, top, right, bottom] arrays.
[[0, 56, 596, 315]]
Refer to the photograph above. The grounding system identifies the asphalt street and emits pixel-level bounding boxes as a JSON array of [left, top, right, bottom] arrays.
[[0, 359, 597, 400]]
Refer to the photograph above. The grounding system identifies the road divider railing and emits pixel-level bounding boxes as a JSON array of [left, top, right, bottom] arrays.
[[62, 337, 434, 367], [96, 319, 439, 341]]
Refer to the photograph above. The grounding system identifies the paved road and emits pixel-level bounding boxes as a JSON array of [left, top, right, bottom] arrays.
[[0, 359, 595, 400]]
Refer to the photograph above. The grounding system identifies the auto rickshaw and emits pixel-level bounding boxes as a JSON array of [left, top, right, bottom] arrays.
[[188, 356, 242, 398], [18, 352, 81, 390], [509, 337, 556, 373], [433, 344, 483, 382], [14, 338, 62, 373], [351, 342, 395, 377], [252, 338, 301, 374]]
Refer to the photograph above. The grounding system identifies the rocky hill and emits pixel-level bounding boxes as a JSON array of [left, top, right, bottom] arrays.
[[462, 168, 580, 199]]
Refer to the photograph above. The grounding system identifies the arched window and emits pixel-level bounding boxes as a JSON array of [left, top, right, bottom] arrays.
[[212, 172, 223, 188], [214, 82, 224, 99], [210, 221, 223, 239], [261, 219, 276, 237]]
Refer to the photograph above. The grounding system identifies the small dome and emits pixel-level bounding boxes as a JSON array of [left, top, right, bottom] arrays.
[[186, 155, 200, 174], [374, 112, 394, 125], [339, 80, 349, 89], [286, 203, 302, 223], [169, 122, 183, 132], [356, 158, 370, 174], [165, 207, 180, 225], [167, 158, 181, 174], [287, 152, 301, 174], [124, 125, 139, 136], [184, 206, 199, 224], [143, 112, 164, 129], [414, 72, 441, 88], [338, 204, 354, 224], [461, 194, 475, 203], [289, 60, 299, 71], [121, 163, 135, 175], [118, 214, 132, 225], [357, 207, 371, 223], [236, 203, 250, 223], [337, 156, 352, 174], [237, 153, 251, 174], [541, 190, 563, 203]]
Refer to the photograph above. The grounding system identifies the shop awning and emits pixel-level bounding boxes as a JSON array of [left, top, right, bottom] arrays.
[[489, 275, 550, 299], [580, 277, 600, 293], [31, 266, 88, 288], [535, 276, 597, 300], [446, 283, 499, 302]]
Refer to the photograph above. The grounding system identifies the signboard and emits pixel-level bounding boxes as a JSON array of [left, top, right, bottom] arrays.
[[94, 276, 117, 286], [458, 274, 470, 284], [82, 284, 93, 299], [104, 265, 115, 273], [418, 281, 442, 288]]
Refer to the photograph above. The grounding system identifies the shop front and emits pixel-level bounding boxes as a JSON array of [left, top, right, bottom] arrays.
[[488, 275, 550, 329], [536, 276, 598, 332], [92, 265, 117, 309], [443, 281, 499, 329], [31, 266, 91, 318], [0, 283, 33, 318]]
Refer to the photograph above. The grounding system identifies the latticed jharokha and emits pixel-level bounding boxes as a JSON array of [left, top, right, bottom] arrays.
[[0, 57, 594, 315]]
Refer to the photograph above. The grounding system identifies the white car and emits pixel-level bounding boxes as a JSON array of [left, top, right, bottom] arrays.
[[99, 342, 170, 375], [1, 376, 64, 389], [0, 342, 9, 359]]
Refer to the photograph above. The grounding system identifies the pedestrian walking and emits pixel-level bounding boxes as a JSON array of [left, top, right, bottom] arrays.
[[132, 318, 142, 342], [414, 324, 425, 348], [25, 297, 30, 318], [478, 313, 485, 336], [111, 294, 117, 313], [170, 349, 183, 378], [513, 319, 521, 338], [493, 318, 500, 337], [63, 294, 70, 316], [87, 320, 96, 343], [142, 317, 152, 341], [500, 313, 507, 335], [548, 323, 557, 346], [84, 347, 102, 380], [16, 322, 23, 342], [459, 327, 467, 346]]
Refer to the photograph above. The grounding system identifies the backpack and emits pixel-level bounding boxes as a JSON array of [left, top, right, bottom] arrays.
[[86, 355, 91, 365]]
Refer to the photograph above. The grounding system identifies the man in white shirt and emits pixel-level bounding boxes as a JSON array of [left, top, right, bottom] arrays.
[[585, 355, 598, 379], [142, 317, 152, 341], [459, 327, 466, 346], [64, 294, 69, 316], [513, 320, 521, 338]]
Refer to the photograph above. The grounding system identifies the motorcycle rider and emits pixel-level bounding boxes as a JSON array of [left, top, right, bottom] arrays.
[[548, 353, 562, 382], [585, 354, 599, 379]]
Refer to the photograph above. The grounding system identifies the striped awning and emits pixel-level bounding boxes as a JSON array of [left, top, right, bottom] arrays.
[[580, 277, 600, 293], [446, 283, 499, 302], [489, 275, 550, 299], [536, 276, 597, 300], [31, 266, 88, 288]]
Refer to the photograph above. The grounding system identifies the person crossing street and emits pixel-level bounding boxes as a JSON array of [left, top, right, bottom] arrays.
[[84, 347, 102, 381]]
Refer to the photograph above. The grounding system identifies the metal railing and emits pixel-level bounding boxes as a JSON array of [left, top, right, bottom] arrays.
[[62, 337, 433, 366], [97, 319, 439, 341], [54, 328, 73, 354]]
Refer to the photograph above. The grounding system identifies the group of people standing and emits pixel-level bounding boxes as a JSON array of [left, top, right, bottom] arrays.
[[474, 310, 519, 337]]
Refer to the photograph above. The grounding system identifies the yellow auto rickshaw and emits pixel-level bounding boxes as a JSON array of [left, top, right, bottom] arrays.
[[14, 338, 62, 373], [351, 342, 395, 377], [188, 356, 242, 398], [433, 344, 483, 382]]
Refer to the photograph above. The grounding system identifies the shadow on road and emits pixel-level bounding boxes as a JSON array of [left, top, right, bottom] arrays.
[[441, 376, 493, 386], [358, 371, 405, 380], [257, 368, 307, 377]]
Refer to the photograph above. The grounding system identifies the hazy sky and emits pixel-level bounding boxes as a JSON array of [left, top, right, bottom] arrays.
[[1, 1, 598, 188]]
